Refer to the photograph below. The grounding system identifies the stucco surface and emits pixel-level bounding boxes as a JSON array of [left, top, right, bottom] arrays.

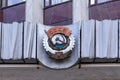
[[0, 66, 120, 80]]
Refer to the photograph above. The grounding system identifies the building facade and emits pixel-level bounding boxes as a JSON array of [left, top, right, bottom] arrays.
[[0, 0, 89, 24], [0, 0, 120, 24], [0, 0, 120, 65], [89, 0, 120, 20]]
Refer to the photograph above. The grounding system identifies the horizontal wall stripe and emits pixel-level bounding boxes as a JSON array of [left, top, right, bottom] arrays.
[[0, 20, 119, 64]]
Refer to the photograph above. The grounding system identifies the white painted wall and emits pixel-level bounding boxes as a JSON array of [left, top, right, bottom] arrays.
[[82, 20, 95, 58], [26, 0, 43, 23], [96, 20, 118, 58], [0, 20, 119, 60]]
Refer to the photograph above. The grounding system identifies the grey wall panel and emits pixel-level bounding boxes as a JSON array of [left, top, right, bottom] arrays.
[[81, 20, 95, 58], [24, 22, 36, 59], [96, 20, 118, 58], [1, 22, 22, 59]]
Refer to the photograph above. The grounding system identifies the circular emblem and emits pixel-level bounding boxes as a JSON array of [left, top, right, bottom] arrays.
[[43, 26, 75, 60]]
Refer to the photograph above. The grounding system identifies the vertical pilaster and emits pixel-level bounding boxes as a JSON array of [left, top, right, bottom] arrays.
[[26, 0, 43, 23], [73, 0, 89, 23]]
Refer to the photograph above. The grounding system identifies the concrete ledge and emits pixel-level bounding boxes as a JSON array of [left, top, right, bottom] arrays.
[[0, 64, 40, 68], [0, 64, 120, 68], [82, 63, 120, 67]]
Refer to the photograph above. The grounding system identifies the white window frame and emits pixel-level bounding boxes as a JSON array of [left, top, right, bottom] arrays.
[[44, 0, 71, 7], [2, 0, 26, 7]]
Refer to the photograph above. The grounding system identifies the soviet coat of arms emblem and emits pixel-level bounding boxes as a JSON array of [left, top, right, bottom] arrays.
[[43, 26, 75, 60]]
